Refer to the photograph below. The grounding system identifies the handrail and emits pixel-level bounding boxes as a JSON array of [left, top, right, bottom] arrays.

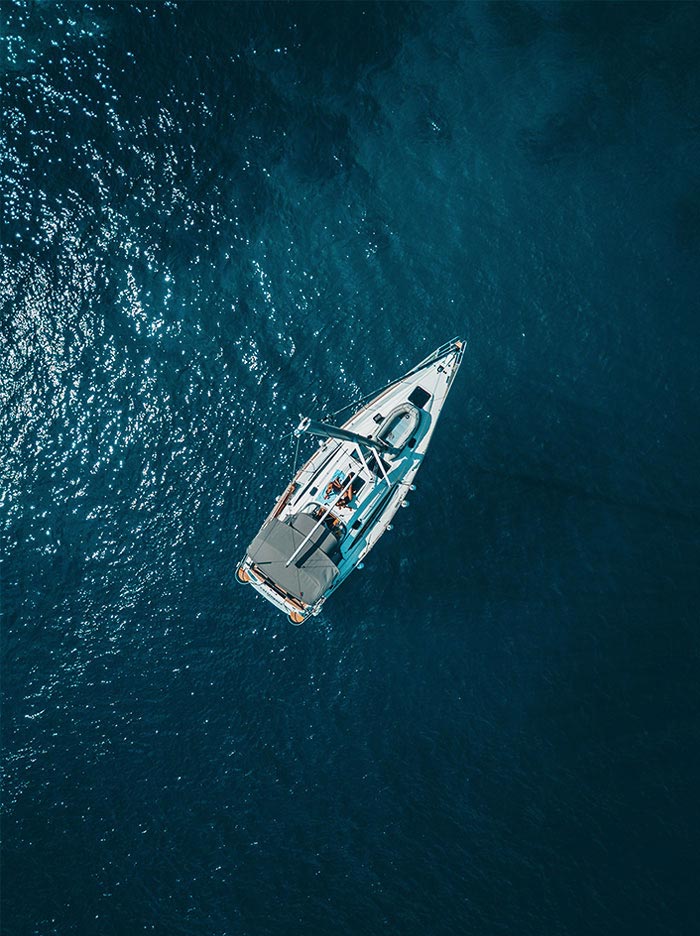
[[370, 447, 391, 486], [354, 444, 373, 484], [317, 337, 464, 423]]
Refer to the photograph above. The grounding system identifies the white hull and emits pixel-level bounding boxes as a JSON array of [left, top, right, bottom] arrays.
[[236, 338, 465, 623]]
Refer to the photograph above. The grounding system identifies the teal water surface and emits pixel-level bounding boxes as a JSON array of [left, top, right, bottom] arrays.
[[2, 3, 700, 934]]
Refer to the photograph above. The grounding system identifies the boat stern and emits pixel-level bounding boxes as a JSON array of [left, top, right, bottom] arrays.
[[235, 560, 319, 625]]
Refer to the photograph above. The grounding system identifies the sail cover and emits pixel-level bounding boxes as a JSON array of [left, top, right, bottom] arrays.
[[247, 515, 339, 604]]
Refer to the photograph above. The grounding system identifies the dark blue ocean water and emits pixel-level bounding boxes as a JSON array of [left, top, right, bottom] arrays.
[[2, 2, 700, 934]]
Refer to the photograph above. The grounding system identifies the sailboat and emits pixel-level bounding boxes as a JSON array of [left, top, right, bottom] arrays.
[[236, 338, 465, 623]]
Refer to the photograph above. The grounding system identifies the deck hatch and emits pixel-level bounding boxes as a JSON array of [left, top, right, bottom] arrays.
[[408, 386, 431, 408]]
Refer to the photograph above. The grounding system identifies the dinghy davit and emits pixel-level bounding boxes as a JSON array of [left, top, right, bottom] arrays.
[[236, 338, 465, 623]]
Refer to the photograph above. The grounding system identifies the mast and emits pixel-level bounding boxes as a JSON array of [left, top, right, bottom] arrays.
[[294, 416, 396, 453]]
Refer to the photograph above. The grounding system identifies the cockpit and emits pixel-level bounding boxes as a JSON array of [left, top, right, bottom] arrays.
[[307, 504, 347, 540]]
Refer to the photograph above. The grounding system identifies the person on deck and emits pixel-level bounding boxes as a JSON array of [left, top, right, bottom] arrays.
[[324, 476, 343, 499], [336, 474, 355, 508]]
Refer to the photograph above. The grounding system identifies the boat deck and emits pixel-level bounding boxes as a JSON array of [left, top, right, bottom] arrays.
[[237, 338, 465, 621]]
